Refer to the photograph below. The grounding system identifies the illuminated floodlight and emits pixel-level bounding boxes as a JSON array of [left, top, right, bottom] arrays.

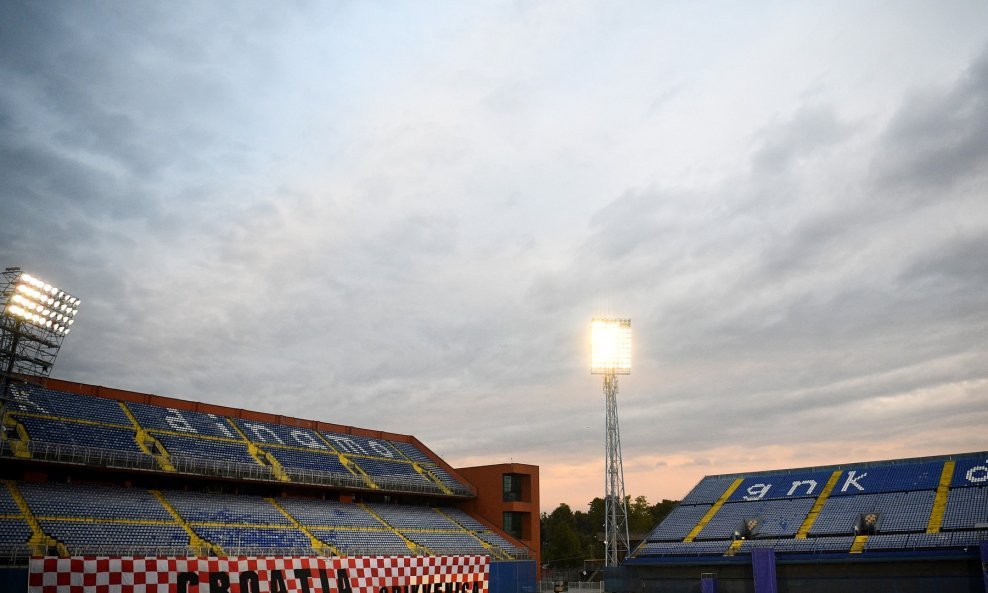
[[1, 267, 82, 396], [591, 317, 631, 375], [3, 270, 79, 336]]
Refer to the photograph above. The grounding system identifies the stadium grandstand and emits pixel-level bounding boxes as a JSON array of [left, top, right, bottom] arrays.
[[0, 377, 539, 593], [612, 452, 988, 593]]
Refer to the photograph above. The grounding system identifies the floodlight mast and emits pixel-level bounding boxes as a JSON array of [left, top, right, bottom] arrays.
[[591, 317, 632, 568], [0, 267, 80, 401]]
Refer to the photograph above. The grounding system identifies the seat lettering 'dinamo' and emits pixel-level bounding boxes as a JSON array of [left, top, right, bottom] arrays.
[[951, 456, 988, 487], [149, 408, 330, 451], [164, 409, 236, 438], [9, 387, 50, 415], [234, 419, 329, 450], [324, 434, 396, 458]]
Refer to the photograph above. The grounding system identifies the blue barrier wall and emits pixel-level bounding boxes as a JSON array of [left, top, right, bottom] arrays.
[[489, 561, 537, 593], [0, 567, 27, 592]]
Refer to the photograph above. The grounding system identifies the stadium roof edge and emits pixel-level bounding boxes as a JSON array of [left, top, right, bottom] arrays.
[[37, 375, 412, 441], [699, 450, 988, 481]]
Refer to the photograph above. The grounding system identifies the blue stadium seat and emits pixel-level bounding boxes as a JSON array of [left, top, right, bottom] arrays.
[[262, 446, 350, 474], [309, 528, 410, 555], [426, 465, 472, 492], [353, 458, 431, 484], [680, 477, 737, 505], [696, 498, 814, 540], [407, 532, 489, 555], [19, 482, 173, 522], [232, 418, 331, 451], [950, 456, 988, 488], [162, 490, 289, 525], [366, 503, 459, 530], [7, 384, 131, 426], [321, 432, 400, 459], [942, 486, 988, 530], [443, 508, 489, 531], [193, 526, 312, 552], [827, 461, 942, 496], [642, 505, 712, 542], [277, 499, 383, 529], [40, 521, 190, 554], [0, 484, 23, 515], [126, 402, 240, 439], [0, 519, 32, 549], [729, 471, 835, 501], [390, 441, 434, 463], [18, 417, 143, 454], [154, 434, 257, 465], [475, 530, 526, 556], [810, 491, 934, 535]]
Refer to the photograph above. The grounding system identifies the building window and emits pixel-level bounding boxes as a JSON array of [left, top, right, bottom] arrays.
[[503, 473, 524, 502], [503, 511, 524, 539]]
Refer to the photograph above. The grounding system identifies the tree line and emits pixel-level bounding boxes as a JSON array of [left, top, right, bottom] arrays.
[[540, 496, 679, 569]]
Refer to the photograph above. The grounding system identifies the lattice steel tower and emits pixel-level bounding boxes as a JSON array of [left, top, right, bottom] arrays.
[[591, 318, 631, 567], [1, 267, 81, 400]]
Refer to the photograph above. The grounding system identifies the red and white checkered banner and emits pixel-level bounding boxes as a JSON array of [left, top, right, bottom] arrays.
[[29, 555, 490, 593]]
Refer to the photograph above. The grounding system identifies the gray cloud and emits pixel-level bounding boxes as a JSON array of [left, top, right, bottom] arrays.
[[2, 2, 986, 509], [871, 48, 988, 193]]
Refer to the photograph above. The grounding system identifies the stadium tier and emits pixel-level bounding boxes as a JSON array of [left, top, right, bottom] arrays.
[[629, 452, 988, 561], [0, 480, 524, 559], [0, 380, 539, 568], [2, 383, 474, 496]]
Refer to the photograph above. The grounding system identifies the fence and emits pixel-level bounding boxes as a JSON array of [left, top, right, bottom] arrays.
[[539, 581, 604, 593], [1, 439, 473, 496]]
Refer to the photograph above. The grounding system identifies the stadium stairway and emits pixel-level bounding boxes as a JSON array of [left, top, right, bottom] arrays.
[[148, 490, 223, 556], [391, 446, 455, 495], [359, 503, 427, 555], [413, 462, 454, 495], [926, 460, 955, 533], [227, 420, 290, 482], [340, 455, 378, 490], [850, 534, 868, 553], [683, 478, 744, 542], [795, 470, 843, 539], [267, 498, 337, 556], [724, 539, 744, 557], [435, 508, 512, 560], [2, 481, 65, 557], [14, 410, 131, 433], [1, 416, 31, 458], [119, 403, 175, 471], [311, 432, 377, 488]]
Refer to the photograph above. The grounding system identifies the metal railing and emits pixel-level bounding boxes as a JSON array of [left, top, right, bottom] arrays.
[[0, 439, 473, 496], [0, 545, 32, 566], [539, 581, 604, 593], [4, 439, 161, 472], [0, 541, 531, 566]]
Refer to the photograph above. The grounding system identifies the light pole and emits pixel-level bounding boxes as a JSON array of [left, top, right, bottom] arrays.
[[590, 318, 631, 568]]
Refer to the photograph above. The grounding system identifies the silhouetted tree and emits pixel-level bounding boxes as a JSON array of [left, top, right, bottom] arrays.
[[541, 504, 585, 568], [541, 495, 680, 566]]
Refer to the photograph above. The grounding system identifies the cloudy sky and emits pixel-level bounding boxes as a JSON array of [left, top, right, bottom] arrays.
[[2, 1, 987, 513]]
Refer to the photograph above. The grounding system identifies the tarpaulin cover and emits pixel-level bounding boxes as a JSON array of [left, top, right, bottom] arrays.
[[751, 548, 777, 593]]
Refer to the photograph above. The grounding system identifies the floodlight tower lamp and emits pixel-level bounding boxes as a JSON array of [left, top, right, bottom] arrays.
[[1, 267, 81, 399], [590, 317, 632, 568]]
